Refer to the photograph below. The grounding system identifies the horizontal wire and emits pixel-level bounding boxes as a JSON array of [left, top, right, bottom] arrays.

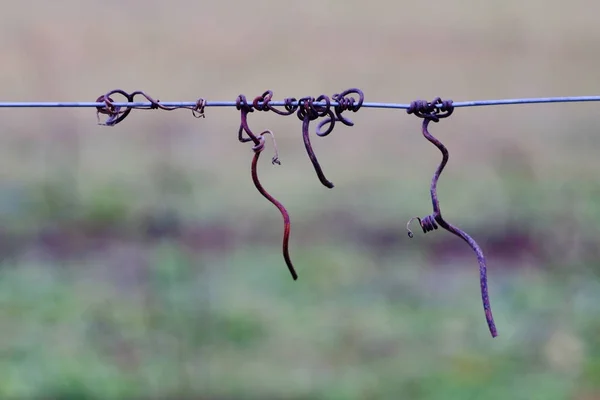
[[1, 95, 600, 110]]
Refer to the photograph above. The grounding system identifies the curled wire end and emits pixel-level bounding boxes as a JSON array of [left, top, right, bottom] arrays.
[[406, 217, 419, 238], [251, 130, 298, 281], [406, 215, 438, 238], [255, 130, 281, 164]]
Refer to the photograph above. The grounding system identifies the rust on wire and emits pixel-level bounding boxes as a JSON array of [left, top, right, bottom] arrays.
[[405, 97, 498, 338], [95, 89, 206, 126]]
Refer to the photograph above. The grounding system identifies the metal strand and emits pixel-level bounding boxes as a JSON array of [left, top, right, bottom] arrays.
[[3, 95, 600, 109]]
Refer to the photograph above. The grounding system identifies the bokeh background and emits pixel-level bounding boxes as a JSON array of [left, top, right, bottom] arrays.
[[1, 1, 600, 398]]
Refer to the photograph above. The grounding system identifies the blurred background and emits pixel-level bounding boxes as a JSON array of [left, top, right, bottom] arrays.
[[1, 1, 599, 398]]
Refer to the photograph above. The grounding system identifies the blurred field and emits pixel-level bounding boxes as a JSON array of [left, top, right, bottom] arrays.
[[1, 1, 600, 398]]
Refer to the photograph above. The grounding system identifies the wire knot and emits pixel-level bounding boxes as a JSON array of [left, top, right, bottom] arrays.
[[406, 215, 439, 238], [96, 90, 134, 126], [236, 94, 254, 114], [296, 96, 332, 122], [192, 98, 206, 118], [252, 90, 273, 112], [251, 130, 281, 165], [407, 97, 454, 122], [333, 88, 364, 117]]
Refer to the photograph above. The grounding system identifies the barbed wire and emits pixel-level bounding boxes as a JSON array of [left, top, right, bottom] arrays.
[[3, 87, 595, 339]]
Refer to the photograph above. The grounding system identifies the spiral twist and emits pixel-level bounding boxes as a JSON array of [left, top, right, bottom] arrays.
[[406, 97, 454, 122], [406, 215, 438, 238]]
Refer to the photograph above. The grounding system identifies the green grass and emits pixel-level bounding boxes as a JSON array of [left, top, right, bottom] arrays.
[[0, 235, 598, 398]]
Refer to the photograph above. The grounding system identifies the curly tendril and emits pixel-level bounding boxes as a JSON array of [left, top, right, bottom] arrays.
[[251, 130, 298, 280], [296, 95, 335, 188], [406, 98, 498, 338], [236, 94, 298, 280]]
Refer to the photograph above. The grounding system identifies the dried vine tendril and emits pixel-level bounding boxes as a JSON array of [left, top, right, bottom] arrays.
[[236, 94, 298, 280], [236, 88, 364, 190], [95, 89, 206, 126], [405, 98, 498, 338], [293, 89, 364, 188], [297, 95, 336, 188], [233, 89, 364, 279]]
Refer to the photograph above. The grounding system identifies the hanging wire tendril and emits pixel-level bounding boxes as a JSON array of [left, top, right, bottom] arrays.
[[405, 98, 498, 338], [236, 94, 298, 280], [251, 130, 297, 280], [296, 95, 336, 188]]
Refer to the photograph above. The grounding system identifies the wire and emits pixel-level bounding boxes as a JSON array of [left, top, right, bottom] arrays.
[[1, 95, 600, 110]]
